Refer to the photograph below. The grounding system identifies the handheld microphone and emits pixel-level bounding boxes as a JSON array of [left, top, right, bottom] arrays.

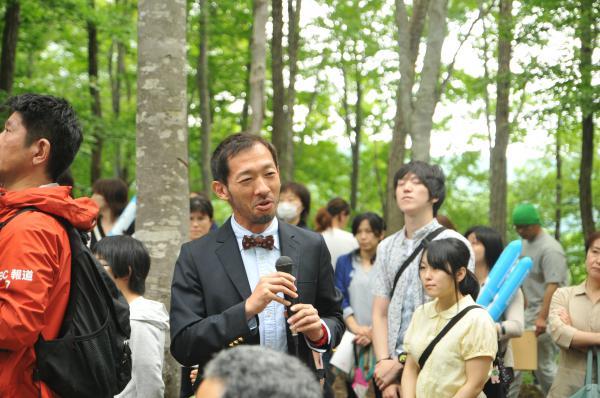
[[275, 256, 299, 339], [275, 256, 298, 308]]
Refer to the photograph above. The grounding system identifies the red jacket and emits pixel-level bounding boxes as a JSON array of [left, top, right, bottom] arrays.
[[0, 186, 98, 398]]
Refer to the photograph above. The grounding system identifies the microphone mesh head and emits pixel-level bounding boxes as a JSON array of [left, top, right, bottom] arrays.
[[275, 256, 293, 274]]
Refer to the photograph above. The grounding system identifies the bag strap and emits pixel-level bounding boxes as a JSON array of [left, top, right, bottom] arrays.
[[0, 206, 38, 231], [390, 226, 446, 299], [418, 305, 480, 369]]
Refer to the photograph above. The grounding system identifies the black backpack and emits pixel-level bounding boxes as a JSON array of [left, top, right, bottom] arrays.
[[0, 207, 132, 397]]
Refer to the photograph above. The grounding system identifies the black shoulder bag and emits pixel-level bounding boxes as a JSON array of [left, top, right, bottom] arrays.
[[389, 226, 446, 299], [418, 305, 480, 369]]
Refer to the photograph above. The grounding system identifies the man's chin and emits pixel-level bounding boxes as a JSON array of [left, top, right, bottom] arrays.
[[253, 214, 275, 225]]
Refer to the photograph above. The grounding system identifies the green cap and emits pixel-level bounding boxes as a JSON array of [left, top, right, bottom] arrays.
[[512, 203, 541, 225]]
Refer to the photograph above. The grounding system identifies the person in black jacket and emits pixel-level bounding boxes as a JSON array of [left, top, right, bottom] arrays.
[[170, 133, 344, 395]]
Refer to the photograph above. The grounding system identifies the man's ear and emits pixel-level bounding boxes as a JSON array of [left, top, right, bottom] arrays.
[[430, 196, 439, 204], [212, 180, 230, 201], [31, 138, 51, 167]]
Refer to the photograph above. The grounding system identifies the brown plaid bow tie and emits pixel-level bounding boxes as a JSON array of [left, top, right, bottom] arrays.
[[242, 235, 275, 250]]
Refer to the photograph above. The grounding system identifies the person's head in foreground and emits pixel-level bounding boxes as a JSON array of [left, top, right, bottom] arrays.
[[420, 238, 480, 304], [0, 93, 82, 190], [196, 345, 322, 398]]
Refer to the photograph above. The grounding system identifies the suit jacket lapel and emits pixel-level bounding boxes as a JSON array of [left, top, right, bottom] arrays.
[[278, 221, 300, 279], [215, 218, 252, 300]]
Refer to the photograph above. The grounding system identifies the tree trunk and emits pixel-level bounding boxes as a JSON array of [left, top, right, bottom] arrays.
[[271, 0, 289, 179], [0, 0, 20, 94], [283, 0, 302, 182], [409, 0, 448, 162], [88, 0, 103, 184], [555, 127, 562, 241], [137, 0, 188, 396], [248, 0, 268, 135], [341, 62, 362, 212], [198, 0, 212, 196], [350, 74, 362, 212], [385, 0, 433, 233], [578, 0, 595, 240], [489, 0, 512, 243]]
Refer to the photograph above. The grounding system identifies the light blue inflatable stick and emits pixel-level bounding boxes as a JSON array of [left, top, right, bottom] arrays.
[[108, 196, 136, 236], [476, 240, 522, 307], [487, 257, 533, 321]]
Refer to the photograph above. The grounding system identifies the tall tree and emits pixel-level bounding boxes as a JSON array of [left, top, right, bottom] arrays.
[[108, 0, 129, 180], [271, 0, 289, 179], [386, 0, 445, 232], [578, 0, 596, 239], [247, 0, 268, 135], [88, 0, 103, 184], [341, 59, 363, 211], [283, 0, 302, 181], [136, 0, 188, 395], [0, 0, 20, 94], [198, 0, 212, 196], [489, 0, 513, 242]]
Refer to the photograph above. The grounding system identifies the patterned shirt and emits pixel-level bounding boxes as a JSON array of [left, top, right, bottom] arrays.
[[371, 219, 475, 356]]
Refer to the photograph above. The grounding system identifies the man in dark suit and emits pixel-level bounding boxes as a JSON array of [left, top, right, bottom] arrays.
[[170, 133, 344, 393]]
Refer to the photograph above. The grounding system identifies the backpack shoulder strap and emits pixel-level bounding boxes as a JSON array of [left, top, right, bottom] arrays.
[[418, 305, 480, 369], [0, 206, 40, 231], [390, 226, 446, 299]]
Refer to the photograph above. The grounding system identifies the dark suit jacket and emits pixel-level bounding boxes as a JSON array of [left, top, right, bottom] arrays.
[[169, 218, 344, 374]]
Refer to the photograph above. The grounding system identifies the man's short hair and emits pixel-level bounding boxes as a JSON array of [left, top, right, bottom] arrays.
[[210, 133, 278, 184], [393, 160, 446, 216], [6, 94, 83, 181], [203, 346, 321, 398]]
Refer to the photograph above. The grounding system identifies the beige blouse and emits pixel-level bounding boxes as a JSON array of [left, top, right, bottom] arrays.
[[548, 281, 600, 398], [404, 295, 498, 398]]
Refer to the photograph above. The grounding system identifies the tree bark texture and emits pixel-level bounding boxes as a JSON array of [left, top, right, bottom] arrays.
[[271, 0, 290, 181], [386, 0, 444, 233], [578, 0, 595, 239], [248, 0, 268, 135], [0, 0, 20, 94], [88, 0, 103, 184], [410, 0, 448, 162], [489, 0, 512, 243], [137, 0, 188, 396], [341, 62, 362, 211], [198, 0, 212, 196], [283, 0, 302, 182]]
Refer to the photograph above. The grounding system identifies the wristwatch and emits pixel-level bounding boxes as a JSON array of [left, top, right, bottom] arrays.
[[397, 352, 407, 364]]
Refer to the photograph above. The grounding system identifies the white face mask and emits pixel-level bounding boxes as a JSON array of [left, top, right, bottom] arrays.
[[277, 201, 299, 223]]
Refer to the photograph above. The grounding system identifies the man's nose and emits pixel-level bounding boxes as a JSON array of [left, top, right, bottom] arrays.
[[254, 177, 270, 194]]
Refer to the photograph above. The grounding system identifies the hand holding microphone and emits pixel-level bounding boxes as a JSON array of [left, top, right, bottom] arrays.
[[244, 258, 298, 320], [275, 257, 324, 342]]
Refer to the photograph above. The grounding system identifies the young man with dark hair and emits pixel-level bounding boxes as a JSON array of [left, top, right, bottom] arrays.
[[0, 94, 98, 397], [170, 132, 344, 394], [371, 161, 475, 398]]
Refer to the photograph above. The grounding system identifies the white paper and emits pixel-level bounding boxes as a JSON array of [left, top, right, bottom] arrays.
[[330, 330, 356, 374]]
